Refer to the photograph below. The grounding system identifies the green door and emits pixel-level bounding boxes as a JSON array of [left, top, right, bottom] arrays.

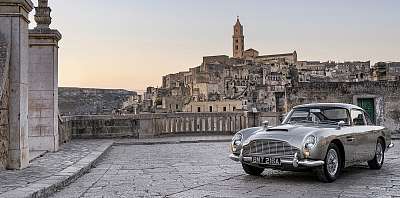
[[357, 98, 375, 123]]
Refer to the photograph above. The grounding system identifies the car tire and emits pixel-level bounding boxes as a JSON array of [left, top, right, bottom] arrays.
[[368, 139, 385, 170], [242, 163, 264, 176], [314, 143, 342, 182]]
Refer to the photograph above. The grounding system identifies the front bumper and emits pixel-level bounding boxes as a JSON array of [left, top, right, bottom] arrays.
[[229, 153, 324, 168]]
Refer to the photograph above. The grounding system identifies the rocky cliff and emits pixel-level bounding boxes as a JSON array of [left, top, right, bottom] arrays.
[[59, 87, 137, 115]]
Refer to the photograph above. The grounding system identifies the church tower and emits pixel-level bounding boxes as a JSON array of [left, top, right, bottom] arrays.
[[232, 16, 244, 58]]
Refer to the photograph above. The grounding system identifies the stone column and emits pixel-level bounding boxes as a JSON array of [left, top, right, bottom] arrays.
[[0, 0, 33, 169], [28, 0, 61, 151]]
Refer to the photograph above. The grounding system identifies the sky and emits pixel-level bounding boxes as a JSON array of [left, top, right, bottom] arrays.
[[29, 0, 400, 92]]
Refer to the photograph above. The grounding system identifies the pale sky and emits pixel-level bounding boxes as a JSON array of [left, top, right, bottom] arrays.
[[30, 0, 400, 92]]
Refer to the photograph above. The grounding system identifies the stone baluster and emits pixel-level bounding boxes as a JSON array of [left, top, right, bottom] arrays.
[[209, 116, 213, 132], [171, 118, 176, 133], [176, 117, 180, 132], [205, 117, 209, 132]]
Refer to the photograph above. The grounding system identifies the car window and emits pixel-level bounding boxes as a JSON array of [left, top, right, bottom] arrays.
[[351, 109, 366, 126], [285, 107, 350, 125]]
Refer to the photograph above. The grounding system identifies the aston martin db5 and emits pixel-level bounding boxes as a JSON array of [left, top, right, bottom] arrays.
[[229, 103, 394, 182]]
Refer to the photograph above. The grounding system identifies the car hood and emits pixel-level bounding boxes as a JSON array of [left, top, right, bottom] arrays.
[[243, 124, 334, 148]]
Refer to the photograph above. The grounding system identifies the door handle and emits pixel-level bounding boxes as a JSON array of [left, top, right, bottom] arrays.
[[346, 136, 355, 142]]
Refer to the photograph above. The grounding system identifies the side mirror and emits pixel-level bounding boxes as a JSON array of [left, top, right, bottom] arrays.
[[262, 121, 269, 130], [337, 121, 345, 130]]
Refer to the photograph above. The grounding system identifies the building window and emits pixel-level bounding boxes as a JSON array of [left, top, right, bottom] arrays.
[[236, 45, 238, 50], [233, 107, 236, 111], [223, 107, 227, 112], [209, 106, 213, 112], [197, 107, 201, 112], [176, 104, 179, 109]]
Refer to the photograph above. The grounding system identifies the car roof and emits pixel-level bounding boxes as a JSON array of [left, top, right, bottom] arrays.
[[293, 103, 363, 110]]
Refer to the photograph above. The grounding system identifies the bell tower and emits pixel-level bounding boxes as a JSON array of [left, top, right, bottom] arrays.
[[232, 16, 244, 58]]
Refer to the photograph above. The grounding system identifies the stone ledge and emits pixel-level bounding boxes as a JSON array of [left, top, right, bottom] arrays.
[[0, 141, 113, 198]]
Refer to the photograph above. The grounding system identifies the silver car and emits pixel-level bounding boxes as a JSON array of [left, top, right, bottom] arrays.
[[229, 103, 394, 182]]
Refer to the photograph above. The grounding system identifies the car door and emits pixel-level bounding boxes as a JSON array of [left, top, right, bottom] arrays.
[[363, 110, 381, 160], [349, 109, 370, 162]]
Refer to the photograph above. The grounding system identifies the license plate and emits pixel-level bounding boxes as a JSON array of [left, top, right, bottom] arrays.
[[252, 156, 281, 165]]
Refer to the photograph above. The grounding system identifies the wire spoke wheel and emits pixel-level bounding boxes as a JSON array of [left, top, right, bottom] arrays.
[[376, 142, 383, 165], [326, 149, 339, 176], [368, 139, 385, 170]]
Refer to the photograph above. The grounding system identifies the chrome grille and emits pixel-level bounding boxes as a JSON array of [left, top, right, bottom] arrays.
[[242, 139, 299, 158]]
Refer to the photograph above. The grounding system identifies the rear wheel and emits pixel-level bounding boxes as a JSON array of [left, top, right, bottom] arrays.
[[368, 139, 384, 170], [242, 163, 264, 176], [314, 143, 342, 182]]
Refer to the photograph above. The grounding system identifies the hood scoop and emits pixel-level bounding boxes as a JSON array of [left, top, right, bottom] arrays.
[[265, 124, 299, 132]]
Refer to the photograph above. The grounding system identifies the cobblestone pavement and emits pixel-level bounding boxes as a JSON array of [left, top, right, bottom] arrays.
[[52, 140, 400, 198], [0, 139, 112, 195]]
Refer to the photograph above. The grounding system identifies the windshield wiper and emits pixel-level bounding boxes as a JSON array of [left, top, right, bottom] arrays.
[[289, 120, 314, 124], [318, 120, 340, 125], [298, 120, 315, 123]]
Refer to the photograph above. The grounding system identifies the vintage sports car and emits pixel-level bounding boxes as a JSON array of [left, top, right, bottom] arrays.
[[229, 103, 394, 182]]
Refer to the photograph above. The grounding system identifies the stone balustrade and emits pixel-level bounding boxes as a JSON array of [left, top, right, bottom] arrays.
[[59, 112, 281, 141]]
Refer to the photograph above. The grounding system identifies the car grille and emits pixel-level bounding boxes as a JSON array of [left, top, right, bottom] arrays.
[[242, 139, 299, 158]]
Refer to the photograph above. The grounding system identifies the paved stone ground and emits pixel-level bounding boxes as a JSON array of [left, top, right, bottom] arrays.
[[0, 139, 112, 196], [52, 140, 400, 198]]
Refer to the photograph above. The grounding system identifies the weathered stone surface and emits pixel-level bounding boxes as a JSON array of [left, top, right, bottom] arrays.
[[0, 139, 112, 196], [28, 23, 61, 152], [0, 0, 33, 170], [52, 140, 400, 197], [0, 31, 10, 170]]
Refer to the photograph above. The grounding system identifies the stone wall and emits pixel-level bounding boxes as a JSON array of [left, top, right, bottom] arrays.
[[59, 112, 281, 139], [0, 32, 10, 169], [287, 81, 400, 132]]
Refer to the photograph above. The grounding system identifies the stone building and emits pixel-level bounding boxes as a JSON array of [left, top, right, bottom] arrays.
[[326, 61, 371, 82], [233, 17, 244, 58], [373, 62, 400, 81], [115, 17, 400, 135]]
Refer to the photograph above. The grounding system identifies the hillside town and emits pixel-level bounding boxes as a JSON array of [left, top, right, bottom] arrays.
[[122, 18, 400, 115], [1, 1, 400, 197]]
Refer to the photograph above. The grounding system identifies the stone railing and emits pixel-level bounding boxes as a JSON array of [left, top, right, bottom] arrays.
[[59, 112, 281, 140]]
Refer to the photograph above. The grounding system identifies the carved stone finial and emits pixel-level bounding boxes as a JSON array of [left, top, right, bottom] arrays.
[[34, 0, 52, 29]]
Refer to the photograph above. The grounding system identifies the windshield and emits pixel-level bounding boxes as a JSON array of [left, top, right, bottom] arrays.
[[283, 107, 350, 125]]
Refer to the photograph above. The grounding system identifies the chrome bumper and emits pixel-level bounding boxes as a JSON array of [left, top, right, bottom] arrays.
[[229, 153, 324, 168], [387, 143, 394, 150]]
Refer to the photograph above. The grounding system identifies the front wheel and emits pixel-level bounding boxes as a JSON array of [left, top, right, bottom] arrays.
[[314, 143, 342, 182], [242, 163, 264, 176], [368, 139, 385, 170]]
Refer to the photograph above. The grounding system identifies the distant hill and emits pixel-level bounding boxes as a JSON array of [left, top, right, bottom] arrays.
[[59, 87, 137, 115]]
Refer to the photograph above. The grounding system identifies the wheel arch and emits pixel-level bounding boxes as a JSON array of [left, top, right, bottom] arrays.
[[377, 136, 386, 151], [330, 139, 345, 169]]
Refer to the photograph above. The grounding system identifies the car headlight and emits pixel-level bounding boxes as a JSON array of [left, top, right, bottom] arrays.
[[231, 133, 243, 152], [304, 135, 316, 149]]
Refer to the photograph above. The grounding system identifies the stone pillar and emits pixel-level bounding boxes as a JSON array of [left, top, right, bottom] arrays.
[[0, 32, 10, 170], [0, 0, 33, 169], [28, 0, 61, 151]]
